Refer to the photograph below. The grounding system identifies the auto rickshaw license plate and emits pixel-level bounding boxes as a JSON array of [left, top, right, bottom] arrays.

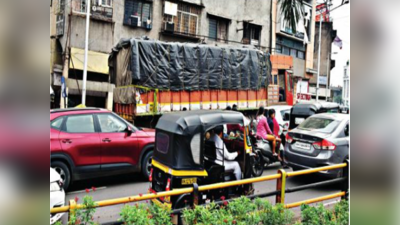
[[181, 178, 197, 185]]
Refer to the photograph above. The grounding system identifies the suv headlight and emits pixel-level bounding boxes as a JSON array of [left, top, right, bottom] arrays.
[[50, 182, 61, 192]]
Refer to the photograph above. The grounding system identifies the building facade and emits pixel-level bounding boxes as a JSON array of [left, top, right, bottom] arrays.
[[50, 0, 273, 109], [343, 60, 350, 107], [270, 0, 317, 105]]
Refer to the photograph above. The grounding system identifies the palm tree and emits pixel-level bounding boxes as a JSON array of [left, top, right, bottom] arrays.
[[279, 0, 304, 34]]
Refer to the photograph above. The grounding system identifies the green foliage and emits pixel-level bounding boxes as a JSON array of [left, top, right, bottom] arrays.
[[119, 204, 150, 225], [254, 198, 294, 225], [278, 0, 304, 34], [182, 197, 293, 225], [298, 200, 349, 225], [118, 203, 173, 225], [69, 195, 98, 225], [54, 221, 63, 225], [148, 203, 173, 225]]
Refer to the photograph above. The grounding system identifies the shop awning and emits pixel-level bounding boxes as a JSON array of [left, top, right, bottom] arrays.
[[69, 48, 109, 74]]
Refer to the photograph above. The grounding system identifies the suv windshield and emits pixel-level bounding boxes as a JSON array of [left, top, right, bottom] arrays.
[[298, 117, 340, 134]]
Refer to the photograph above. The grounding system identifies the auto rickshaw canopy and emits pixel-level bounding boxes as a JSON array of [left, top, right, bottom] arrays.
[[154, 110, 247, 171]]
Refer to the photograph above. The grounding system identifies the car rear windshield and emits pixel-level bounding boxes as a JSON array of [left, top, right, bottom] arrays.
[[297, 117, 340, 134], [156, 132, 170, 154]]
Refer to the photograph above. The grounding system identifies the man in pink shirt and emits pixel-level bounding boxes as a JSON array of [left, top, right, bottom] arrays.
[[256, 107, 279, 158]]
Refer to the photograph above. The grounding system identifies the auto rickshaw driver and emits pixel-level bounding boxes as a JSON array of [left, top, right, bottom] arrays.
[[212, 125, 242, 180]]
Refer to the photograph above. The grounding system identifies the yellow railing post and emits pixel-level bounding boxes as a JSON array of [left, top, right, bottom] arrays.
[[275, 169, 287, 204], [68, 199, 77, 224], [341, 160, 349, 200]]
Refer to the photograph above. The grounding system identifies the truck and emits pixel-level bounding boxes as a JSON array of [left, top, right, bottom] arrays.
[[108, 38, 273, 124]]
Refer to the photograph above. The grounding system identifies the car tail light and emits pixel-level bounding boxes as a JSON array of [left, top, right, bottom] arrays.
[[286, 133, 293, 144], [165, 178, 171, 202], [312, 139, 336, 150], [149, 168, 153, 182]]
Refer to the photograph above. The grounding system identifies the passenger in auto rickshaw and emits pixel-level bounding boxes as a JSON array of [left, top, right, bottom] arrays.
[[211, 125, 242, 180]]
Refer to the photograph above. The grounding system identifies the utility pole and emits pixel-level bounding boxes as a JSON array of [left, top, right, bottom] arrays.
[[82, 0, 91, 106], [325, 51, 330, 101], [316, 14, 322, 102]]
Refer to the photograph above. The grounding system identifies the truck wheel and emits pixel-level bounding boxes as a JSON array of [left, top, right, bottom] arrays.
[[51, 161, 71, 191], [141, 151, 153, 179]]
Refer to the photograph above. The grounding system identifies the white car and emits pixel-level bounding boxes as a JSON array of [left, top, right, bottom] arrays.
[[265, 105, 292, 132], [50, 168, 65, 224]]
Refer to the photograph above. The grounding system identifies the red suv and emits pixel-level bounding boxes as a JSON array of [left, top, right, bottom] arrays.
[[50, 108, 155, 190]]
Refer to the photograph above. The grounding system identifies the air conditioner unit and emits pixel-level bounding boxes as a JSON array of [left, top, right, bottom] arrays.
[[250, 39, 259, 46], [165, 22, 174, 33], [131, 16, 141, 27]]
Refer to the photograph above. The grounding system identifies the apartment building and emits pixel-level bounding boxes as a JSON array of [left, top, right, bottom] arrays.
[[50, 0, 273, 109], [269, 0, 317, 105]]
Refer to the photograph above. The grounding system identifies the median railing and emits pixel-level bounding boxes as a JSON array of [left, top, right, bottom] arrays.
[[51, 161, 349, 223]]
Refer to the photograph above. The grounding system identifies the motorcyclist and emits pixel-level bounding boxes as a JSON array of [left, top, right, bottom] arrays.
[[255, 107, 279, 158], [267, 109, 282, 161]]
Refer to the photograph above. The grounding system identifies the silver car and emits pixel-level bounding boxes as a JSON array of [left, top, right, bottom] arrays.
[[283, 113, 349, 178]]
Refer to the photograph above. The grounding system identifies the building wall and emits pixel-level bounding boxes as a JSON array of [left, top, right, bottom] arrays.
[[311, 22, 335, 87], [343, 63, 350, 107], [56, 0, 271, 53]]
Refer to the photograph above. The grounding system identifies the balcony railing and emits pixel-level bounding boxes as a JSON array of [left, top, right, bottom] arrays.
[[72, 0, 113, 22]]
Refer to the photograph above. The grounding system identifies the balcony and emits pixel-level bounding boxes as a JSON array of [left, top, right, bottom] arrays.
[[72, 0, 113, 23]]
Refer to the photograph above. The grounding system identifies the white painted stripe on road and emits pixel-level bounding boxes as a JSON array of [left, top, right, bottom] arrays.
[[67, 186, 107, 194]]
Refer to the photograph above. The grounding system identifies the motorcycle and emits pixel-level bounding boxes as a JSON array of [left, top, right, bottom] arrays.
[[250, 125, 285, 177]]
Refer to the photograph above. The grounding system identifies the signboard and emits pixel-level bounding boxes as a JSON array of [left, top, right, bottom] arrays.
[[164, 1, 178, 16], [296, 80, 310, 101], [297, 93, 311, 101], [319, 76, 327, 85], [316, 3, 330, 22]]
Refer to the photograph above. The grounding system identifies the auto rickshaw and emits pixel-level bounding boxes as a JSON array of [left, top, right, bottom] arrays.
[[149, 110, 254, 210], [288, 102, 340, 130]]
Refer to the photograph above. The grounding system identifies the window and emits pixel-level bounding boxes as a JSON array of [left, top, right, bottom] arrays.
[[57, 0, 65, 14], [276, 35, 306, 59], [124, 0, 152, 28], [73, 0, 87, 13], [297, 51, 305, 59], [99, 0, 112, 7], [298, 117, 340, 134], [190, 133, 201, 165], [280, 110, 290, 121], [209, 17, 228, 42], [56, 14, 65, 36], [243, 23, 262, 44], [97, 114, 127, 133], [290, 49, 297, 57], [164, 3, 201, 35], [51, 117, 64, 130], [156, 132, 170, 154], [65, 115, 95, 133]]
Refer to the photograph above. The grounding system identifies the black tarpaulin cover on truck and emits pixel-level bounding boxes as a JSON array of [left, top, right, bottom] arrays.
[[109, 37, 271, 91]]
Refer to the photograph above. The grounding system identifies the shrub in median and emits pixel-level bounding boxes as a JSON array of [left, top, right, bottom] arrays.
[[296, 200, 349, 225], [119, 202, 173, 225], [182, 196, 293, 225]]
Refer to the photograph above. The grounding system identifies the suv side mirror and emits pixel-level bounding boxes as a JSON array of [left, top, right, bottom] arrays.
[[344, 124, 349, 136], [283, 113, 290, 121], [125, 126, 133, 136]]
